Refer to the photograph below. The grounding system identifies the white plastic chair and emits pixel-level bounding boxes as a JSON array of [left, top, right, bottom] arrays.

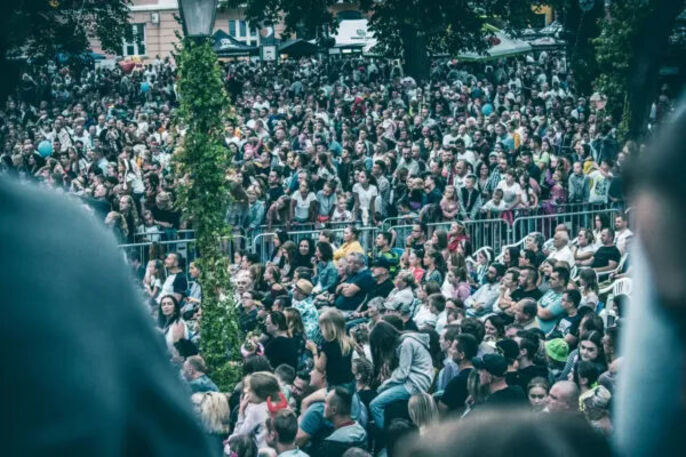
[[599, 277, 633, 303], [495, 232, 540, 263], [467, 246, 492, 267], [599, 277, 632, 327], [597, 253, 628, 282]]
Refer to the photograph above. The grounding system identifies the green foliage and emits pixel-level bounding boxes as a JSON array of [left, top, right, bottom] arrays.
[[0, 1, 132, 102], [174, 38, 242, 391], [3, 1, 132, 59], [230, 0, 551, 78], [593, 0, 652, 139], [359, 0, 550, 58], [225, 0, 337, 38]]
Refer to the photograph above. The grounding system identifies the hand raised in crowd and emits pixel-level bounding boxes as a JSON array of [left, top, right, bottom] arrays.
[[170, 320, 185, 343]]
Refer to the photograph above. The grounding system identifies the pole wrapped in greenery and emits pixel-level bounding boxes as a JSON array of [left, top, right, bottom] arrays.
[[175, 37, 241, 391]]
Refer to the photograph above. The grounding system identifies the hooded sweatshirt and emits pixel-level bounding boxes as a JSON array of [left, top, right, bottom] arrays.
[[379, 332, 434, 395]]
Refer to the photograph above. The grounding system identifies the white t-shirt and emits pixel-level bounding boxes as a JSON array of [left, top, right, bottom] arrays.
[[458, 150, 478, 168], [293, 191, 316, 220], [353, 183, 379, 224], [496, 181, 522, 206], [413, 304, 437, 330], [615, 229, 633, 255], [575, 244, 596, 262], [159, 274, 177, 303], [548, 246, 575, 268]]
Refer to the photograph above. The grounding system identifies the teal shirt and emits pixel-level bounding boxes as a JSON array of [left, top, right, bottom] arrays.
[[536, 289, 564, 334]]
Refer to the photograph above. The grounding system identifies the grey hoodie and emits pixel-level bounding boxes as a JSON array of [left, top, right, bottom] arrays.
[[379, 332, 434, 395]]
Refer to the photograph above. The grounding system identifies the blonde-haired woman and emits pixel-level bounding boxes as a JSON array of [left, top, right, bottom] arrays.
[[302, 309, 355, 411], [191, 391, 230, 454], [104, 210, 128, 244], [408, 393, 439, 435], [229, 371, 282, 449]]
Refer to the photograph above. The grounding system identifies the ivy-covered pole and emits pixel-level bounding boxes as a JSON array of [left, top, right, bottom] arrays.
[[175, 36, 241, 391]]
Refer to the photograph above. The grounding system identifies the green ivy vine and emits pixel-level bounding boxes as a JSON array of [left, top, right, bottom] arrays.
[[174, 37, 242, 391]]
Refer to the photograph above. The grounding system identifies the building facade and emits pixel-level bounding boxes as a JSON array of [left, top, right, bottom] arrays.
[[90, 0, 360, 60]]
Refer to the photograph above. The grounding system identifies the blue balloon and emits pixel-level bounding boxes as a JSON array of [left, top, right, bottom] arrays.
[[140, 81, 151, 93], [38, 140, 53, 158], [482, 103, 494, 116]]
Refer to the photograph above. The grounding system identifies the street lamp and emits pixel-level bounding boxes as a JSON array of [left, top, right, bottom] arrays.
[[178, 0, 218, 38]]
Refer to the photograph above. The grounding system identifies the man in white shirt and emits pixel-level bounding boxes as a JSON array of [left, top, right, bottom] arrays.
[[465, 263, 504, 318], [614, 213, 633, 255], [548, 230, 575, 267], [573, 228, 596, 266]]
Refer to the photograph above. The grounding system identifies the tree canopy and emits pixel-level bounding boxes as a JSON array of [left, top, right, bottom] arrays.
[[0, 0, 131, 101], [228, 0, 550, 80]]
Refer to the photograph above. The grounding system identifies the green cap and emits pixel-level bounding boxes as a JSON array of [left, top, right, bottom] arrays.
[[545, 338, 569, 363]]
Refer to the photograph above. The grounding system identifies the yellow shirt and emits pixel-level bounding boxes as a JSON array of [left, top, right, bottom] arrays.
[[582, 159, 596, 175], [334, 240, 364, 263]]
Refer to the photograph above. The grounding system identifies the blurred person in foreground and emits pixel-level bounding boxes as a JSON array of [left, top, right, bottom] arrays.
[[0, 178, 216, 456], [399, 409, 610, 457], [618, 101, 686, 456]]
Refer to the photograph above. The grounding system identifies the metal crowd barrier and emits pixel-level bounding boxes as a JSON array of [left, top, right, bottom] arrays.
[[252, 224, 380, 263], [120, 203, 628, 264], [119, 233, 247, 265], [426, 218, 512, 255], [381, 215, 417, 230], [510, 207, 621, 244]]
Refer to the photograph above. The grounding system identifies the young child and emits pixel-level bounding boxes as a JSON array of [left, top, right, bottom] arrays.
[[481, 188, 507, 215], [331, 193, 353, 223]]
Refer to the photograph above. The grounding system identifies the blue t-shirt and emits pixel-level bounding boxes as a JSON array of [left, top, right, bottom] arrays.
[[300, 395, 366, 439], [536, 289, 564, 334], [334, 269, 375, 311]]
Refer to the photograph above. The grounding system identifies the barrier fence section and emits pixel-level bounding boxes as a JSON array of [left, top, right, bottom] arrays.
[[120, 233, 248, 265], [511, 207, 621, 245], [119, 202, 627, 262], [426, 218, 512, 255], [253, 225, 380, 262]]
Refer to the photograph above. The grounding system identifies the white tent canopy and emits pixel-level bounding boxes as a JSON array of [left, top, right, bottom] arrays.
[[333, 19, 378, 54], [457, 31, 533, 62]]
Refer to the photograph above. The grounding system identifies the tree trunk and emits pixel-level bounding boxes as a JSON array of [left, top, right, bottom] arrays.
[[399, 23, 430, 82], [626, 0, 683, 140]]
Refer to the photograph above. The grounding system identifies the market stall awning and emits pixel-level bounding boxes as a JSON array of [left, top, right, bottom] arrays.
[[457, 28, 533, 62], [528, 36, 565, 49], [279, 39, 318, 57], [212, 30, 258, 57]]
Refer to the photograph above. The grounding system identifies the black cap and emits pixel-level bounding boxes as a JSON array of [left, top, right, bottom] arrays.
[[473, 353, 508, 377], [496, 338, 519, 363]]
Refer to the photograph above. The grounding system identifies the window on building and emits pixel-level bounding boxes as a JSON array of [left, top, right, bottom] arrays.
[[123, 23, 146, 56], [228, 20, 260, 44]]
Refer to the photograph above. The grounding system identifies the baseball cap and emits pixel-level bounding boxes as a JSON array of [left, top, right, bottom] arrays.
[[496, 338, 519, 363], [545, 338, 569, 363], [473, 353, 508, 377]]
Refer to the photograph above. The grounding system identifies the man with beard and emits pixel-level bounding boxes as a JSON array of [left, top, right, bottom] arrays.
[[465, 263, 504, 318]]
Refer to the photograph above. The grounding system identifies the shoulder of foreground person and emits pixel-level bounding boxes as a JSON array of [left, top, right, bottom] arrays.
[[0, 178, 217, 457]]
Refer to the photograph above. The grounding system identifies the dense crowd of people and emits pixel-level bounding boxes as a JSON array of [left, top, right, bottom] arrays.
[[0, 48, 657, 457]]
